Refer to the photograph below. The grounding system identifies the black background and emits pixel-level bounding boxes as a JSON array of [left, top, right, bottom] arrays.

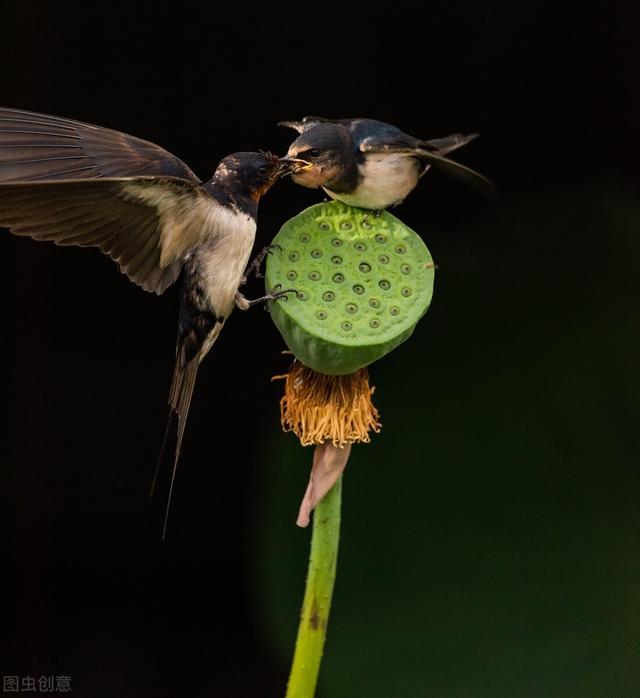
[[1, 3, 638, 697]]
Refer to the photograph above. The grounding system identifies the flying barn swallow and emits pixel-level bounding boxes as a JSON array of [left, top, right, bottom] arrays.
[[0, 107, 294, 535], [280, 115, 495, 210]]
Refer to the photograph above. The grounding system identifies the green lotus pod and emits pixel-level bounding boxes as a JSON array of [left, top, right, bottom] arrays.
[[265, 201, 435, 375]]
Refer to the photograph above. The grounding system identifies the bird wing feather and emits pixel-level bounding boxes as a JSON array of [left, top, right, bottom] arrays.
[[0, 106, 200, 182], [277, 115, 333, 134], [0, 177, 226, 294]]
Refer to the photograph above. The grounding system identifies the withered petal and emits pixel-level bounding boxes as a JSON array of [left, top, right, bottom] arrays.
[[297, 442, 351, 528]]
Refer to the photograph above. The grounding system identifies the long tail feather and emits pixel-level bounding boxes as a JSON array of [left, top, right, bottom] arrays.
[[150, 408, 174, 497], [159, 321, 224, 539], [162, 358, 200, 539]]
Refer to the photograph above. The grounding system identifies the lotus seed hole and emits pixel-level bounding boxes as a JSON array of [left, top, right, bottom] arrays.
[[286, 270, 297, 281], [297, 291, 308, 300], [331, 238, 343, 247], [353, 285, 364, 295], [369, 318, 380, 328], [369, 298, 380, 308], [401, 287, 412, 297], [401, 264, 411, 274], [316, 310, 327, 320], [331, 256, 343, 265], [341, 321, 352, 331], [319, 222, 330, 231], [362, 221, 372, 229], [378, 254, 389, 264], [395, 245, 406, 254], [309, 271, 321, 281], [332, 273, 344, 283], [300, 234, 310, 242], [340, 222, 352, 230], [354, 242, 367, 252], [288, 251, 299, 262], [379, 279, 391, 290], [322, 291, 335, 302], [346, 303, 358, 314], [359, 262, 371, 273], [390, 306, 400, 315], [375, 234, 386, 243], [311, 249, 323, 258]]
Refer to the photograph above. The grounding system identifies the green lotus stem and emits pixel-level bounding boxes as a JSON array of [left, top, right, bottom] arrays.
[[285, 476, 342, 698]]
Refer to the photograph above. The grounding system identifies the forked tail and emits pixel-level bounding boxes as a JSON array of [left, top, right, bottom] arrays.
[[153, 321, 224, 539]]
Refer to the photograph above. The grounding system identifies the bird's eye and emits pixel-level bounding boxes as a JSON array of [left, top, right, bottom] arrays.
[[306, 149, 322, 159], [258, 165, 269, 175]]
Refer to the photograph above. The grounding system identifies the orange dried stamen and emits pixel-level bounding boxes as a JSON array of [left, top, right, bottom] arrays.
[[273, 361, 381, 447]]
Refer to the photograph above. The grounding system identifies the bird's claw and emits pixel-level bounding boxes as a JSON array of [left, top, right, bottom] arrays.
[[241, 244, 282, 285], [243, 283, 299, 309]]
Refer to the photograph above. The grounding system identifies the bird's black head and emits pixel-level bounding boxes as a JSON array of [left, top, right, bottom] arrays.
[[281, 123, 355, 190], [212, 151, 285, 202]]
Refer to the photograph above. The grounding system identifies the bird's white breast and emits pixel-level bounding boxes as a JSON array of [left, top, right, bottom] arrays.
[[199, 206, 256, 317], [326, 152, 420, 210]]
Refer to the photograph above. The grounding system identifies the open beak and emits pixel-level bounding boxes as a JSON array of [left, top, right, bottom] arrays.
[[279, 154, 313, 176]]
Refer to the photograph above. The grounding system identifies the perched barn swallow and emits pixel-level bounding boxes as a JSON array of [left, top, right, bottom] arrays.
[[0, 107, 293, 535], [279, 116, 495, 210]]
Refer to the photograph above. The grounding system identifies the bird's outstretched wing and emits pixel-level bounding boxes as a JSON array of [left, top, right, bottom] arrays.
[[0, 107, 200, 182], [0, 177, 224, 294]]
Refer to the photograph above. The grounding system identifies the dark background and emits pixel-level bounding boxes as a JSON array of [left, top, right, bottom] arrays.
[[1, 3, 638, 697]]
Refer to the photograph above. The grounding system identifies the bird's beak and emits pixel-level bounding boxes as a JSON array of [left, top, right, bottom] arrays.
[[279, 154, 313, 175]]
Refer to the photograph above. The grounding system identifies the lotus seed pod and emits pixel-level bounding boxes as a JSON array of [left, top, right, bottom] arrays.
[[265, 201, 435, 375]]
